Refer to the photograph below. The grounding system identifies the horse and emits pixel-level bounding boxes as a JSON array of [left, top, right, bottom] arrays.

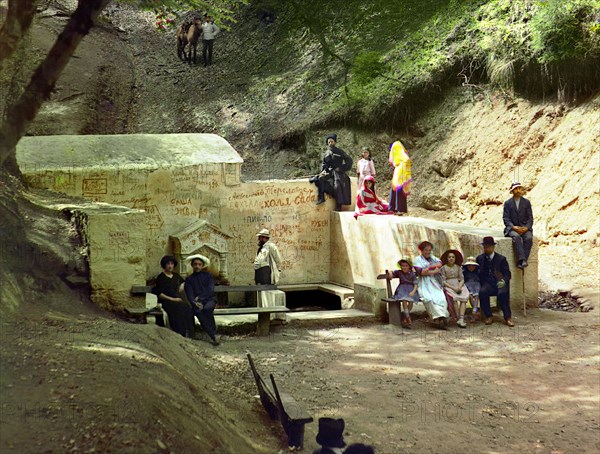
[[177, 17, 202, 64]]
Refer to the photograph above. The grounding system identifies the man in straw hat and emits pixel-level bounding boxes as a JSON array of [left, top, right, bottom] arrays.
[[503, 182, 533, 269], [184, 254, 219, 345], [476, 237, 514, 327], [312, 417, 346, 454], [253, 228, 282, 285]]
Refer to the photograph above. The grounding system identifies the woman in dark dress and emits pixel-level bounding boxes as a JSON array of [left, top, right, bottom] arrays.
[[152, 255, 194, 338]]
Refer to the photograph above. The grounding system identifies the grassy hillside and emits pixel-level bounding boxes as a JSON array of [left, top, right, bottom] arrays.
[[243, 0, 600, 133]]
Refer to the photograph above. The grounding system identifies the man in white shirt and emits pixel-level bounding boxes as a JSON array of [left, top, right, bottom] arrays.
[[201, 14, 220, 66], [253, 228, 282, 284]]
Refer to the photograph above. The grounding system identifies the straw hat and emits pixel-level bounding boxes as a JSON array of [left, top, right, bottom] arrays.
[[463, 256, 479, 267], [509, 182, 523, 193], [441, 249, 464, 266], [256, 228, 270, 237], [396, 258, 413, 269], [186, 254, 210, 268]]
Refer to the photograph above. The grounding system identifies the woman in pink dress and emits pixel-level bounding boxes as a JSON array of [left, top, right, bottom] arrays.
[[356, 148, 376, 192], [440, 249, 470, 328]]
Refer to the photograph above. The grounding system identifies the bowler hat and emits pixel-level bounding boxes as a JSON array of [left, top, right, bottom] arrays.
[[256, 228, 270, 237], [481, 236, 496, 246], [316, 417, 346, 448], [509, 182, 523, 193]]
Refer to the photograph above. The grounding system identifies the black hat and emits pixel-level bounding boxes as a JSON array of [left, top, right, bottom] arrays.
[[344, 444, 375, 454], [160, 255, 178, 269], [325, 133, 337, 144], [481, 236, 497, 246], [316, 417, 346, 448]]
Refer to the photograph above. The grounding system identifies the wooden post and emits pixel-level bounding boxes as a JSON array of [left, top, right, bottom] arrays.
[[388, 300, 402, 326], [257, 312, 270, 336]]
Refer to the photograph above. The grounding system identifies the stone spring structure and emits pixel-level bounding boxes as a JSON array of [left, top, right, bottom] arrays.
[[17, 134, 537, 314]]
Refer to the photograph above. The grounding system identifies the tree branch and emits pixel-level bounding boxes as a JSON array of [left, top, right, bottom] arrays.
[[0, 0, 37, 65], [0, 0, 111, 169]]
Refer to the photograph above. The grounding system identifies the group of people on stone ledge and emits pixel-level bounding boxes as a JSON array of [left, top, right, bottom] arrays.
[[309, 133, 411, 215], [389, 237, 514, 330]]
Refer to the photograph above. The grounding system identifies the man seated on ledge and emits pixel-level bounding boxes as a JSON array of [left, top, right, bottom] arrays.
[[184, 254, 219, 346], [503, 181, 533, 269], [310, 133, 353, 211]]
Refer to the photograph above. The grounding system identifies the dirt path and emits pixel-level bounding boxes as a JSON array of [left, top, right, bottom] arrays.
[[225, 308, 600, 453], [2, 300, 598, 453]]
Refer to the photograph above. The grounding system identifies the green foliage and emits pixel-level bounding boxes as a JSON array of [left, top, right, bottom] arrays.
[[530, 0, 600, 63], [351, 51, 387, 86]]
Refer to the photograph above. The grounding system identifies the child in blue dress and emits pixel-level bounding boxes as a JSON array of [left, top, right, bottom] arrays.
[[462, 256, 481, 321], [387, 258, 420, 328]]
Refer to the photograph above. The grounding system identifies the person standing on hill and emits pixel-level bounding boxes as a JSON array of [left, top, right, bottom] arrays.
[[503, 182, 533, 269], [201, 14, 220, 66]]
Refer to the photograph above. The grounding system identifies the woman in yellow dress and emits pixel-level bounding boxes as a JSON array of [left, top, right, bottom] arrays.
[[388, 140, 412, 215]]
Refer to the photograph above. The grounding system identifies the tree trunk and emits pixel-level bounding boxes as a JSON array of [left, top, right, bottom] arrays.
[[0, 0, 111, 170], [0, 0, 37, 66]]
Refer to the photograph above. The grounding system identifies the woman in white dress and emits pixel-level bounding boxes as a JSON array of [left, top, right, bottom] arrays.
[[413, 241, 450, 329]]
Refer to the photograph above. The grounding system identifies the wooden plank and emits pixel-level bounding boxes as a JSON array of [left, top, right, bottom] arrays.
[[132, 285, 277, 295], [215, 306, 289, 316], [214, 284, 278, 293], [131, 285, 152, 294]]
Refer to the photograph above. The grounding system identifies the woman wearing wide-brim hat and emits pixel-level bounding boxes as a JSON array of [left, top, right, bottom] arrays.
[[440, 249, 470, 328]]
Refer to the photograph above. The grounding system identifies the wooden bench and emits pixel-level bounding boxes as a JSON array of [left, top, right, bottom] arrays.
[[128, 286, 165, 324], [129, 284, 285, 335], [214, 306, 289, 336], [377, 272, 403, 326], [247, 354, 313, 449]]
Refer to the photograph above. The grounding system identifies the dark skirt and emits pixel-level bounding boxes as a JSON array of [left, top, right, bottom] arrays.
[[389, 188, 407, 213], [465, 280, 481, 296], [255, 266, 271, 285], [393, 283, 420, 302]]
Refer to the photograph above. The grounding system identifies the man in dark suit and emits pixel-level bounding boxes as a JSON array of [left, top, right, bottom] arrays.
[[503, 182, 533, 269], [476, 236, 514, 327]]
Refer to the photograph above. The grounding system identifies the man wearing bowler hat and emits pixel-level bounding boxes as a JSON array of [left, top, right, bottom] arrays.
[[476, 237, 514, 327], [503, 182, 534, 269], [312, 417, 346, 454]]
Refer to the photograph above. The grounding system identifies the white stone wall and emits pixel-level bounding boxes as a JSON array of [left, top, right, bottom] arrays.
[[330, 213, 538, 306]]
